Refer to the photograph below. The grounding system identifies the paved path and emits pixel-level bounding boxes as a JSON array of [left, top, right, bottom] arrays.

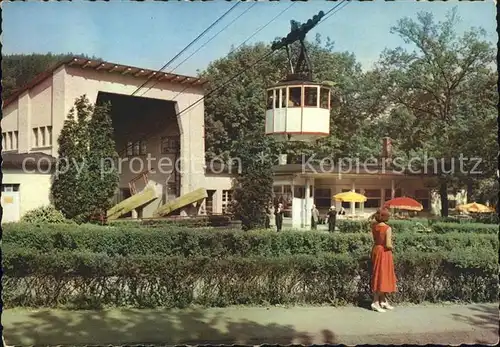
[[3, 303, 498, 346]]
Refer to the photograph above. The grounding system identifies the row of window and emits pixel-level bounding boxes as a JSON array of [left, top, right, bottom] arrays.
[[126, 136, 180, 156], [2, 131, 19, 151], [267, 86, 330, 110], [33, 126, 53, 148]]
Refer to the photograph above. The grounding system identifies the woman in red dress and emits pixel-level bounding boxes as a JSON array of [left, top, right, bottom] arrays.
[[370, 207, 397, 312]]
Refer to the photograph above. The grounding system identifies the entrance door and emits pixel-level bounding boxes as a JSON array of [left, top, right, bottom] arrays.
[[1, 184, 21, 223]]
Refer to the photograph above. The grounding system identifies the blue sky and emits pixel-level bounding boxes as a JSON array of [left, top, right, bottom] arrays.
[[2, 0, 497, 76]]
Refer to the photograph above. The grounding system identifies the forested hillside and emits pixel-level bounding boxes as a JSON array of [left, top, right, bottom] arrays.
[[2, 53, 100, 99]]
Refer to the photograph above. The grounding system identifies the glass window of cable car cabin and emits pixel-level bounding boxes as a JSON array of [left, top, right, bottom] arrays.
[[280, 88, 287, 108], [320, 88, 329, 109], [288, 87, 302, 107], [275, 89, 280, 109], [304, 86, 318, 107], [267, 90, 274, 110]]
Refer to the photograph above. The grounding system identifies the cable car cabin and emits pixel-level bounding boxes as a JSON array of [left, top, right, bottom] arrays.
[[264, 81, 331, 142]]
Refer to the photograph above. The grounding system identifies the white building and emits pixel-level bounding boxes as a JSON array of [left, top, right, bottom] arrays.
[[1, 57, 233, 222]]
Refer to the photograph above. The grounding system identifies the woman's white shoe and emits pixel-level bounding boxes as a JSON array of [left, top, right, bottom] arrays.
[[380, 301, 394, 310], [371, 303, 386, 313]]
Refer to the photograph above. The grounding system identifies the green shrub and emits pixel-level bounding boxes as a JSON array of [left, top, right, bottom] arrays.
[[3, 248, 497, 308], [20, 205, 74, 225], [337, 219, 430, 233], [108, 215, 233, 228], [431, 222, 498, 235], [3, 223, 497, 257], [429, 214, 499, 225]]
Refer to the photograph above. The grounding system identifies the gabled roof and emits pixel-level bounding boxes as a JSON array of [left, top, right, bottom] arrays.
[[3, 57, 208, 108]]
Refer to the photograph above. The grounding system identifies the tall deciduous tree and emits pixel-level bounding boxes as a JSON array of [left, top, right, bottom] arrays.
[[373, 8, 497, 215], [51, 95, 118, 223]]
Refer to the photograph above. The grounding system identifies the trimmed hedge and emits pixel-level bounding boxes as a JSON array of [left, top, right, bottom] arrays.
[[430, 222, 498, 234], [336, 219, 497, 234], [3, 223, 497, 257], [108, 214, 234, 228], [3, 248, 497, 308], [336, 220, 431, 233], [430, 214, 499, 225]]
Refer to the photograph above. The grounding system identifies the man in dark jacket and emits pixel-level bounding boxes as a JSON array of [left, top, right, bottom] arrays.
[[275, 203, 284, 231], [327, 205, 337, 232]]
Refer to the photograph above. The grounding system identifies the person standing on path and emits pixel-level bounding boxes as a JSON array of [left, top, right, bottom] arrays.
[[326, 205, 337, 232], [370, 207, 397, 313], [311, 204, 320, 230], [275, 203, 284, 231]]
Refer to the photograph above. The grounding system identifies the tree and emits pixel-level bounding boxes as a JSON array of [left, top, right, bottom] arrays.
[[230, 130, 274, 231], [88, 100, 119, 218], [1, 53, 101, 100], [373, 8, 497, 215], [51, 95, 118, 223]]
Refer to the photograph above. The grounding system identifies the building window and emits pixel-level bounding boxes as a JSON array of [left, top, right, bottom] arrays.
[[126, 141, 133, 156], [33, 128, 39, 147], [161, 136, 180, 154], [1, 184, 20, 192], [31, 126, 52, 147], [280, 88, 287, 108], [222, 190, 233, 214], [1, 132, 18, 150], [364, 189, 381, 208], [267, 90, 274, 110], [127, 140, 147, 156], [415, 189, 429, 210], [384, 188, 403, 200], [205, 190, 216, 214], [47, 126, 52, 145], [288, 87, 301, 107], [167, 182, 177, 198], [41, 127, 46, 146], [8, 132, 12, 149], [314, 188, 331, 208], [294, 186, 305, 199], [320, 88, 329, 109], [304, 86, 318, 107], [273, 185, 293, 207]]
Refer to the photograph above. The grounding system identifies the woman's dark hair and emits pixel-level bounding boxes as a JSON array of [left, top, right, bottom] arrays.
[[374, 207, 390, 223]]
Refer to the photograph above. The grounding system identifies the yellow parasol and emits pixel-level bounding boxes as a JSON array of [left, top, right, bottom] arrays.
[[333, 191, 367, 203], [456, 202, 494, 213]]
